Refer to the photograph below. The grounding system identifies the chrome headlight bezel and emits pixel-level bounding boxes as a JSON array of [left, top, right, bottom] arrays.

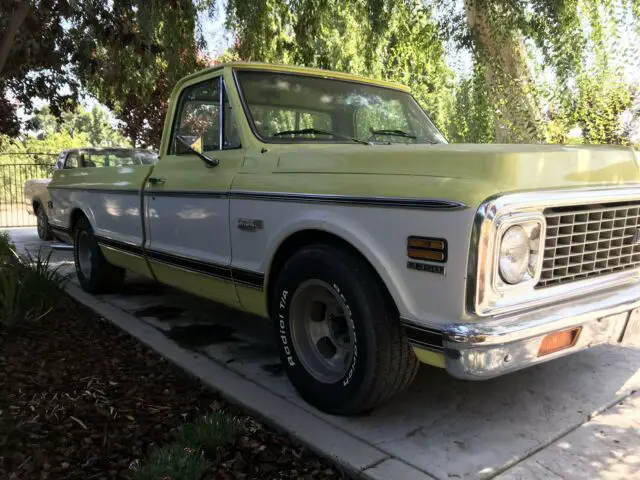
[[475, 210, 546, 316], [493, 215, 545, 291]]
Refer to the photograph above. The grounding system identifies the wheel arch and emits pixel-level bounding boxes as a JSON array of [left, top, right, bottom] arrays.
[[69, 208, 90, 234], [265, 228, 401, 318], [32, 198, 42, 213]]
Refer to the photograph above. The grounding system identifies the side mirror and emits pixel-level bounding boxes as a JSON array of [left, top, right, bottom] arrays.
[[175, 135, 219, 167]]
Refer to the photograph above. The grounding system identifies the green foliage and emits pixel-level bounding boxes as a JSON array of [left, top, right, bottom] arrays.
[[174, 413, 238, 458], [130, 413, 238, 479], [130, 444, 212, 480], [0, 0, 77, 137], [447, 69, 495, 143], [226, 0, 456, 134], [0, 248, 66, 328], [0, 231, 16, 261]]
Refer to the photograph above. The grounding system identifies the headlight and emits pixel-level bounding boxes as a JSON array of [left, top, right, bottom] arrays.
[[495, 219, 545, 288], [499, 226, 530, 284]]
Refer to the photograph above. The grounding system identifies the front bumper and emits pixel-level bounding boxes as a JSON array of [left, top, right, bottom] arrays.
[[405, 280, 640, 380]]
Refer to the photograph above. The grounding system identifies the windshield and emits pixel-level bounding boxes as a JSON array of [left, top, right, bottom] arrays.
[[235, 70, 446, 145]]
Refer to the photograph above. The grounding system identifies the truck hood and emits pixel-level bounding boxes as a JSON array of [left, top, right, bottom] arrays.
[[276, 144, 640, 192]]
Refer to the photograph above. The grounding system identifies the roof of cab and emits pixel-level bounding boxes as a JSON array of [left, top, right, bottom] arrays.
[[176, 62, 411, 93]]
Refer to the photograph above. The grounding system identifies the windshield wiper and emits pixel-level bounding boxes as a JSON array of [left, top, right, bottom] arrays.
[[370, 129, 417, 139], [272, 128, 370, 146]]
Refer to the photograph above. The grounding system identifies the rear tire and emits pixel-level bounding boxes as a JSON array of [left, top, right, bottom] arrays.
[[74, 217, 125, 293], [36, 205, 52, 241], [271, 244, 418, 415]]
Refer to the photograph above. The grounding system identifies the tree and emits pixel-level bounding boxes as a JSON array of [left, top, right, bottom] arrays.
[[66, 0, 214, 147], [0, 0, 214, 147], [0, 0, 77, 137], [226, 0, 455, 133]]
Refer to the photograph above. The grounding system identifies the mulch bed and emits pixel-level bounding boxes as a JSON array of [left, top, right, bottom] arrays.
[[0, 298, 345, 479]]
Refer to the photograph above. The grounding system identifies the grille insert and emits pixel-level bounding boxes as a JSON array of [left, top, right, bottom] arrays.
[[539, 202, 640, 288]]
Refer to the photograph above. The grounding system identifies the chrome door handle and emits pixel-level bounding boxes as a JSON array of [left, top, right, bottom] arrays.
[[148, 176, 166, 185]]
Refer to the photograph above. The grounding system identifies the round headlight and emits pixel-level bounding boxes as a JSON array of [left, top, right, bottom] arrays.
[[499, 225, 531, 284]]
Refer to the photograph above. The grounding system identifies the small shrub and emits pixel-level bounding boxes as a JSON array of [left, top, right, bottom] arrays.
[[0, 248, 66, 327], [174, 413, 238, 458], [130, 443, 211, 480], [0, 231, 17, 264]]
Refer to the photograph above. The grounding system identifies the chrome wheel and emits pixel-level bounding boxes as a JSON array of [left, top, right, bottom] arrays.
[[77, 231, 93, 278], [289, 280, 355, 383]]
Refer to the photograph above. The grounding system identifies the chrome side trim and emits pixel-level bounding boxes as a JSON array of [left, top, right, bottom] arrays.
[[47, 186, 140, 195], [231, 191, 466, 210], [470, 186, 640, 317], [44, 186, 465, 210]]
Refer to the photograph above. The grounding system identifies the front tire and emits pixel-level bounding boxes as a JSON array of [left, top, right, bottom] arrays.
[[271, 245, 418, 415], [36, 206, 52, 241], [74, 217, 125, 293]]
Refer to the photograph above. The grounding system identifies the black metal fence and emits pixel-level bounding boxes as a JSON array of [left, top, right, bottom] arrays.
[[0, 153, 57, 228]]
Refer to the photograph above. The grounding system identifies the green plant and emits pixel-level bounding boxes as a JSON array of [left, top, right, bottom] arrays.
[[0, 231, 16, 261], [174, 413, 238, 458], [0, 248, 66, 327], [130, 444, 212, 480]]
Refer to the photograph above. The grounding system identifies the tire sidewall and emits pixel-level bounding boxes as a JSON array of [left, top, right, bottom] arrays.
[[73, 220, 99, 290], [273, 249, 377, 412], [36, 207, 49, 240]]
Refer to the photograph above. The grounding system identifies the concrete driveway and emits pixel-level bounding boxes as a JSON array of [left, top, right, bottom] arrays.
[[6, 227, 640, 479]]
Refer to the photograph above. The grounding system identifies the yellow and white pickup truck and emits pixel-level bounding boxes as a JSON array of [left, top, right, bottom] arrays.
[[48, 62, 640, 415]]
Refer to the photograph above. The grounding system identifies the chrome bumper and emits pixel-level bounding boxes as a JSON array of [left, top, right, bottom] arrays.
[[440, 280, 640, 380]]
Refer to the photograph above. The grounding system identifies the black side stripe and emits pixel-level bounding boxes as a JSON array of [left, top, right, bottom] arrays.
[[96, 236, 264, 290], [232, 268, 265, 288], [148, 249, 231, 281], [97, 236, 144, 256], [402, 322, 444, 351]]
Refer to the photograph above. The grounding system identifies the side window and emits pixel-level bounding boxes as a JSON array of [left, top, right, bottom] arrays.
[[172, 78, 221, 154], [64, 152, 79, 169], [81, 153, 108, 168], [223, 87, 241, 149]]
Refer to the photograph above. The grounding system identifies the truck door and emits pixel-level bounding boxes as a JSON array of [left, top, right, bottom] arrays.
[[144, 73, 243, 306]]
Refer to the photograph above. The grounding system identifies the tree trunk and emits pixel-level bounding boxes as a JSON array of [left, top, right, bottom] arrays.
[[0, 0, 31, 76], [464, 0, 543, 143]]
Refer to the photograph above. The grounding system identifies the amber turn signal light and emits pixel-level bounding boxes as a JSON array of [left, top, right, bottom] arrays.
[[538, 327, 581, 357], [407, 236, 447, 263]]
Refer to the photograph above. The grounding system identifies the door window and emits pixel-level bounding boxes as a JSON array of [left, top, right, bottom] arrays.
[[172, 79, 221, 154], [64, 152, 80, 169], [171, 77, 241, 154]]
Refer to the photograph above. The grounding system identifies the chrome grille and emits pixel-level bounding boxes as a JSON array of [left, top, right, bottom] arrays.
[[539, 202, 640, 288]]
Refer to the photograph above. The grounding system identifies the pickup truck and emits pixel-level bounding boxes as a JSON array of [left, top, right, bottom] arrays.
[[25, 148, 157, 240], [47, 62, 640, 415]]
